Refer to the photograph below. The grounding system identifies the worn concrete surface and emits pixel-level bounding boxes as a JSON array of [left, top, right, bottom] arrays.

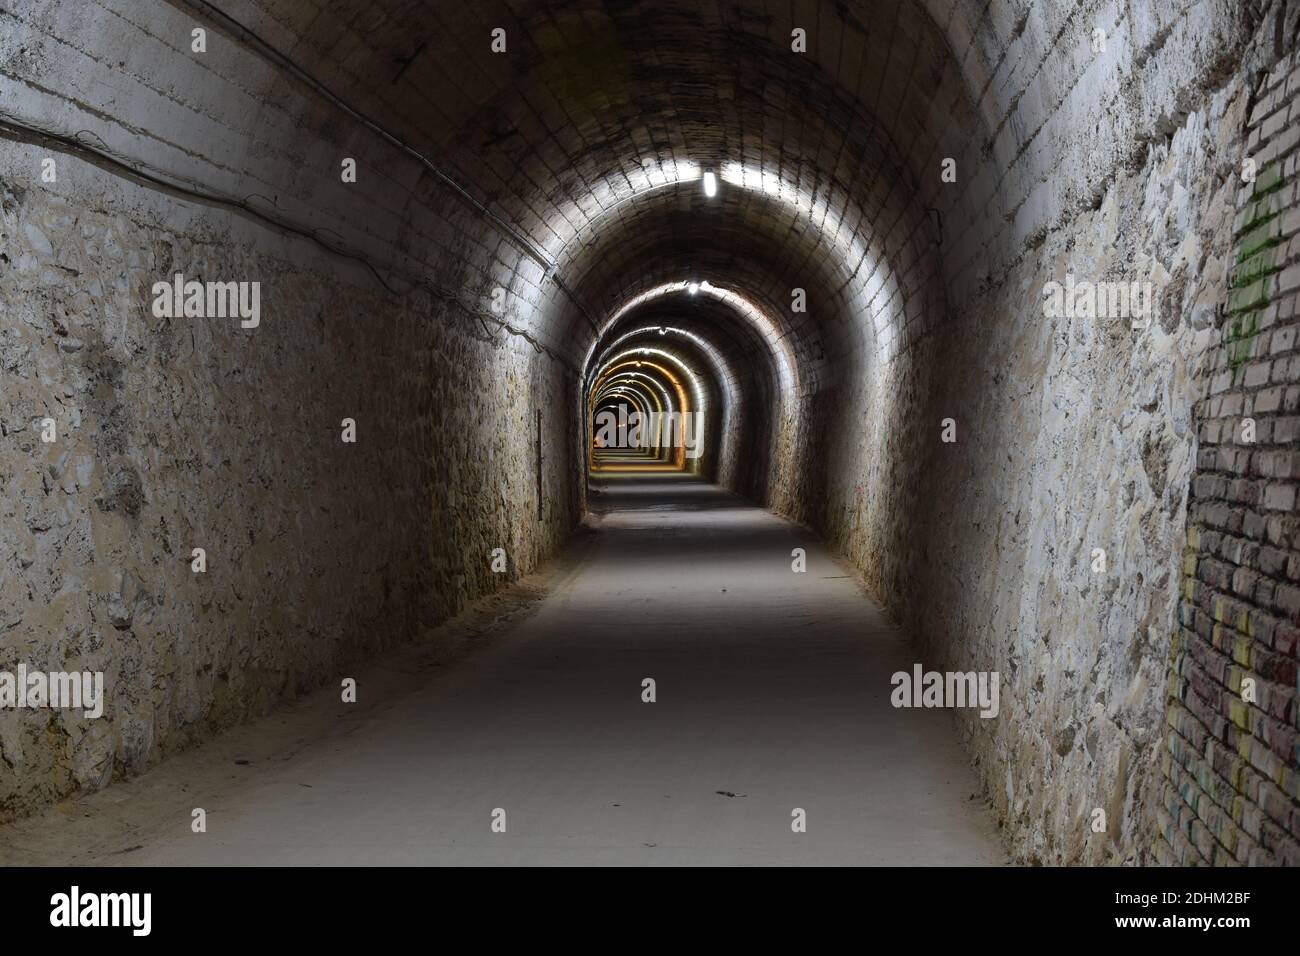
[[0, 475, 1004, 866]]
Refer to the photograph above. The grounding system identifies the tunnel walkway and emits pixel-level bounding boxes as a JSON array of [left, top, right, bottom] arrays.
[[2, 476, 1004, 866]]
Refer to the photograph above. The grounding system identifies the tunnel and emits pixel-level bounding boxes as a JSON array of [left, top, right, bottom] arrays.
[[1, 0, 1299, 885]]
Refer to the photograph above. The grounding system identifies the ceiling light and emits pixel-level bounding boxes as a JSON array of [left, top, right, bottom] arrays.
[[702, 170, 717, 197], [687, 282, 699, 295]]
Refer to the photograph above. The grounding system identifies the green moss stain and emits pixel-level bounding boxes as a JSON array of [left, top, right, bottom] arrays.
[[1251, 161, 1285, 200], [1233, 244, 1277, 286], [1224, 163, 1290, 381]]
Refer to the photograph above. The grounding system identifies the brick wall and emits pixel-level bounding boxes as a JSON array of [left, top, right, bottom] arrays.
[[1158, 48, 1300, 867]]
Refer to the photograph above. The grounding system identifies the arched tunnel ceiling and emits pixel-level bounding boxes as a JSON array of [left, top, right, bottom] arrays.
[[589, 289, 789, 398], [566, 187, 848, 389], [62, 0, 1200, 407], [16, 0, 1209, 393], [235, 0, 985, 387], [312, 0, 974, 242]]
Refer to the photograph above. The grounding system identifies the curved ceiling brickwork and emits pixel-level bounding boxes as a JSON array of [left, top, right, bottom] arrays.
[[198, 0, 973, 389]]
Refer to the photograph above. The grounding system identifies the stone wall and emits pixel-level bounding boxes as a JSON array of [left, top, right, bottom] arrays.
[[0, 141, 577, 820], [904, 93, 1241, 864], [811, 3, 1298, 865]]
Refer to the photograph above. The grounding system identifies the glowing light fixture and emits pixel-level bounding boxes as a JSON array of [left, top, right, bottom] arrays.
[[687, 282, 700, 296], [702, 170, 717, 198]]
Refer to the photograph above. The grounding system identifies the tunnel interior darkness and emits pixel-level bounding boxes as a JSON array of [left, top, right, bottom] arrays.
[[1, 0, 1298, 867]]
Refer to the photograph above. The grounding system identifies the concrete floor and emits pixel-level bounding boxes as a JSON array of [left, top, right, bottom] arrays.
[[1, 476, 1006, 866]]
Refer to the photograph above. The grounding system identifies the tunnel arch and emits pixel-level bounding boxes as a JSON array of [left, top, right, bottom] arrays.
[[590, 355, 699, 471], [591, 384, 669, 466], [591, 381, 663, 463], [590, 344, 720, 474]]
